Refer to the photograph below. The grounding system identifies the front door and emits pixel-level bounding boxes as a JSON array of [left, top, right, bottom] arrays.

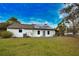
[[23, 34, 27, 37], [43, 31, 45, 37]]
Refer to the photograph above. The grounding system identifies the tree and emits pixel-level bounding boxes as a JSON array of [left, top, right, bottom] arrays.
[[60, 3, 79, 35], [6, 17, 21, 25], [55, 20, 66, 36], [0, 17, 21, 31], [0, 22, 8, 31], [0, 31, 13, 38]]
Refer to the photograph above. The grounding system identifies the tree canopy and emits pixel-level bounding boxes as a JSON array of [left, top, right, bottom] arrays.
[[60, 3, 79, 35], [6, 17, 21, 25], [0, 17, 21, 31]]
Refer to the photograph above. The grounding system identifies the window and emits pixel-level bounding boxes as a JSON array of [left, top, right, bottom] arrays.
[[38, 30, 40, 35], [47, 31, 50, 35], [19, 29, 22, 33]]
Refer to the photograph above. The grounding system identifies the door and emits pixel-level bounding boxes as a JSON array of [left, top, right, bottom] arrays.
[[23, 34, 27, 37], [43, 31, 45, 37]]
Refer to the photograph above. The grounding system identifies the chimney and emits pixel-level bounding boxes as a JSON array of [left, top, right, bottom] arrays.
[[44, 24, 48, 26]]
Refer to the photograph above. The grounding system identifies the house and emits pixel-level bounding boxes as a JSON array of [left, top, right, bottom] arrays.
[[7, 23, 55, 37]]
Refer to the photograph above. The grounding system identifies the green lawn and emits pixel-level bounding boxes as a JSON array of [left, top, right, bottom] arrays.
[[0, 36, 79, 56]]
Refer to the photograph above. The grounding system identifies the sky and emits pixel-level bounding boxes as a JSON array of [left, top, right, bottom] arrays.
[[0, 3, 64, 28]]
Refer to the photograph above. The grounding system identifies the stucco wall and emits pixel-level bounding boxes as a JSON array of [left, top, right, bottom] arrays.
[[7, 28, 55, 37], [32, 30, 44, 37], [45, 30, 55, 37], [7, 29, 33, 37]]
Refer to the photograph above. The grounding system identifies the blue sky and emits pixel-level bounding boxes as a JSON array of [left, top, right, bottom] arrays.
[[0, 3, 64, 28]]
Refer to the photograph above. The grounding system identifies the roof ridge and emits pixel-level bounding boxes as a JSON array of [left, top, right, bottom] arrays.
[[7, 23, 53, 29]]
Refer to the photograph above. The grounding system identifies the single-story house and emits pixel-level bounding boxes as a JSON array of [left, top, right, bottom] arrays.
[[7, 23, 55, 37]]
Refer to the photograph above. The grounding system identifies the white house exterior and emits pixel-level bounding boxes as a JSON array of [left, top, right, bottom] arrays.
[[7, 23, 55, 37]]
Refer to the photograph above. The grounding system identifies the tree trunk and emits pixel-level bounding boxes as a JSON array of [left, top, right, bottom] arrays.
[[72, 20, 76, 35]]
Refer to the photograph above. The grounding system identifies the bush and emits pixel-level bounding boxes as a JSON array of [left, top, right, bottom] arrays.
[[0, 31, 2, 37], [0, 32, 1, 36], [0, 31, 13, 38]]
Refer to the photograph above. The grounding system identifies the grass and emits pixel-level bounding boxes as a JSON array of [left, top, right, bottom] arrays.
[[0, 36, 79, 56]]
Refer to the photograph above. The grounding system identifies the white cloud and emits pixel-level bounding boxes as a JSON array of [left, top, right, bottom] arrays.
[[29, 17, 35, 20], [0, 20, 5, 23], [59, 13, 69, 19], [65, 3, 72, 8], [0, 16, 2, 18], [20, 18, 57, 29], [59, 15, 63, 19], [47, 22, 57, 28], [29, 17, 44, 22], [0, 16, 4, 22], [29, 20, 57, 28]]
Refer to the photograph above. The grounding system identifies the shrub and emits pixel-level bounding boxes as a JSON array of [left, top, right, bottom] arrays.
[[0, 31, 13, 38], [0, 32, 1, 36]]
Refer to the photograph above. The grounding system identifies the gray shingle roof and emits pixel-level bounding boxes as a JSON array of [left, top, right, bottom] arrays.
[[7, 23, 53, 30]]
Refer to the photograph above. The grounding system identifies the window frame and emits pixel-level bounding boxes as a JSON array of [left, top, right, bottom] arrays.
[[37, 30, 40, 35], [19, 29, 22, 33], [47, 31, 50, 35]]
